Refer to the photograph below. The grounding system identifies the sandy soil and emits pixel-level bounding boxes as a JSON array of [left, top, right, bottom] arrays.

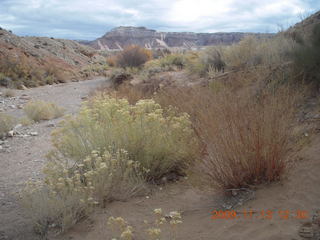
[[0, 78, 108, 240]]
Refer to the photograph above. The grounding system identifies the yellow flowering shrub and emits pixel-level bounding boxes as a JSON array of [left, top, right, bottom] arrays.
[[21, 149, 145, 234], [51, 95, 198, 180]]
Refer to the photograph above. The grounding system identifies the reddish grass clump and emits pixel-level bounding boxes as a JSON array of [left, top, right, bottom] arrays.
[[156, 84, 298, 190], [115, 45, 152, 68]]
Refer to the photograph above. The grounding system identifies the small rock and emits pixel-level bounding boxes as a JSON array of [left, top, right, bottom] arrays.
[[17, 105, 23, 109], [30, 132, 38, 136], [7, 130, 14, 137], [20, 95, 31, 100], [9, 105, 16, 109], [0, 146, 2, 150], [47, 123, 55, 127], [0, 140, 4, 145], [231, 190, 238, 196]]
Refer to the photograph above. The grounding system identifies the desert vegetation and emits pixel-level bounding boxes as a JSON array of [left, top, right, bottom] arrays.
[[17, 20, 320, 240], [0, 55, 69, 88], [23, 100, 65, 122], [0, 113, 16, 139], [107, 209, 182, 240], [112, 45, 153, 68]]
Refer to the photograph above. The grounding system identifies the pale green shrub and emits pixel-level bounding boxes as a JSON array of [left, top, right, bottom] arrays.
[[223, 35, 296, 68], [0, 113, 16, 138], [159, 54, 185, 70], [24, 100, 65, 122], [186, 47, 226, 76], [51, 95, 198, 180], [21, 149, 144, 234]]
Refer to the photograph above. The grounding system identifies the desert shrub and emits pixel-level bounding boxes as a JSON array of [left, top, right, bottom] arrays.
[[223, 35, 296, 68], [106, 55, 118, 67], [108, 68, 133, 88], [185, 47, 226, 77], [107, 209, 182, 240], [79, 48, 95, 58], [19, 116, 34, 126], [50, 95, 198, 180], [21, 149, 144, 234], [3, 88, 15, 97], [159, 54, 185, 70], [24, 100, 65, 122], [293, 23, 320, 85], [115, 45, 152, 68], [156, 85, 298, 190], [0, 55, 68, 87], [185, 52, 208, 77], [82, 63, 109, 77], [0, 113, 16, 139]]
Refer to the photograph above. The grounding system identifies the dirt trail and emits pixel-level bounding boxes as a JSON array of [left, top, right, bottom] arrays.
[[0, 78, 108, 240]]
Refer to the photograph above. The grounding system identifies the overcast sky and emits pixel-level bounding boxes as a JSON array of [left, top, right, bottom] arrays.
[[1, 0, 319, 40]]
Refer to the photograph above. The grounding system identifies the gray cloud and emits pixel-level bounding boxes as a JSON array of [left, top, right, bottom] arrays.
[[0, 0, 319, 40]]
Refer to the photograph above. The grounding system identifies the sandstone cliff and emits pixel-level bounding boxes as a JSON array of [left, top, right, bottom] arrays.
[[85, 26, 273, 50]]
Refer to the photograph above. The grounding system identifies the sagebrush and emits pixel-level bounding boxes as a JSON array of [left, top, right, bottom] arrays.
[[50, 95, 198, 180]]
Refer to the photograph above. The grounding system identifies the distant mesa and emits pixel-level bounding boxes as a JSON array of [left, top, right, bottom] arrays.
[[82, 26, 274, 50]]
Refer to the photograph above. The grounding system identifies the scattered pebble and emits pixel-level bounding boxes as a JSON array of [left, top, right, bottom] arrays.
[[7, 131, 14, 137], [30, 132, 38, 136]]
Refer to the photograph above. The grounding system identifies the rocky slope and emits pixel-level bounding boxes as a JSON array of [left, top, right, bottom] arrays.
[[0, 27, 105, 87], [84, 26, 273, 50], [287, 10, 320, 40]]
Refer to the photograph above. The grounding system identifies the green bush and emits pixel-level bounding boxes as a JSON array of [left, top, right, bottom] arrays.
[[50, 95, 198, 180]]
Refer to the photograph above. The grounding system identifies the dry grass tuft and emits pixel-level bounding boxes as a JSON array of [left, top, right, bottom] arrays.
[[0, 113, 16, 138], [3, 88, 15, 98], [156, 84, 299, 190], [24, 100, 65, 122]]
